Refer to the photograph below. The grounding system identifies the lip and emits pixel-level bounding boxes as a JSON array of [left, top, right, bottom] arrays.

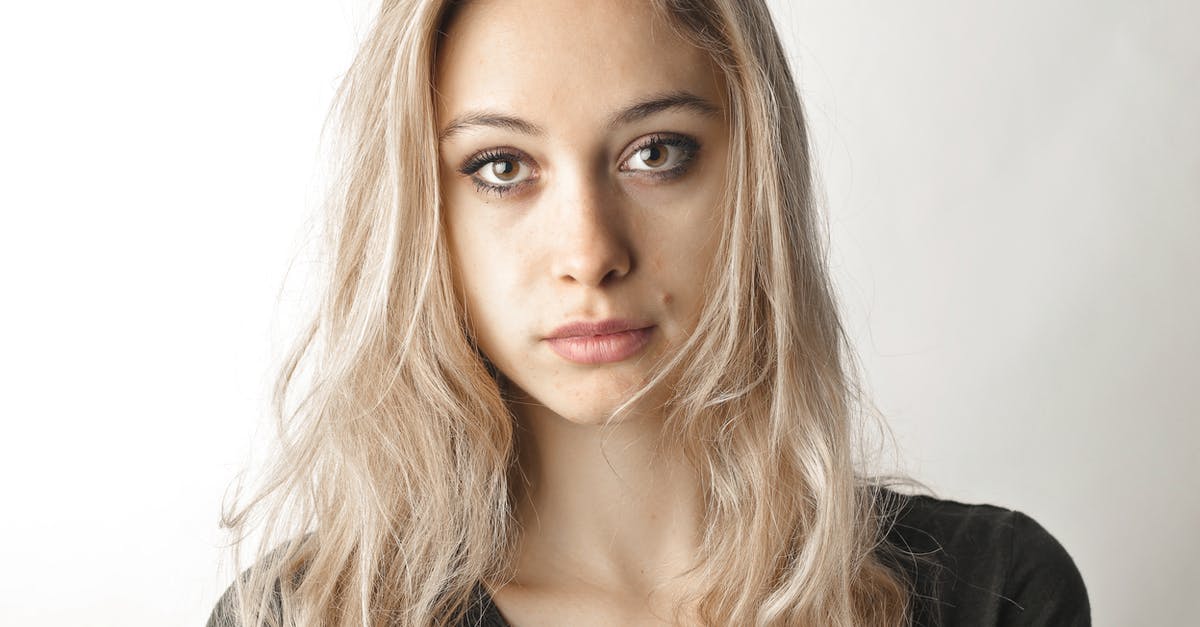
[[543, 319, 656, 365]]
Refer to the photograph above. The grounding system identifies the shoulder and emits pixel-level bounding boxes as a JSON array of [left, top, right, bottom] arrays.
[[207, 538, 308, 627], [206, 574, 283, 627], [875, 489, 1091, 626]]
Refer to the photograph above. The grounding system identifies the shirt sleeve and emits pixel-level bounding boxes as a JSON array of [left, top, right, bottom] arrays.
[[998, 510, 1091, 626]]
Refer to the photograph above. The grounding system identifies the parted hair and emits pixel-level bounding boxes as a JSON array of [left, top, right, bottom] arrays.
[[216, 0, 917, 625]]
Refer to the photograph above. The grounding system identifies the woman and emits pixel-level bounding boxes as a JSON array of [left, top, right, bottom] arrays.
[[211, 0, 1090, 625]]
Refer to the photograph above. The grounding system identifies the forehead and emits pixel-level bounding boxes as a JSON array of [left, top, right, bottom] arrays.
[[434, 0, 723, 128]]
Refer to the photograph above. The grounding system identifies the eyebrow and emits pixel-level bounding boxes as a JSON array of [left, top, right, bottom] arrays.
[[437, 90, 721, 143]]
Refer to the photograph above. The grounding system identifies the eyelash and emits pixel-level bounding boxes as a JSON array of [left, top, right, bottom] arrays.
[[623, 134, 701, 179], [456, 134, 702, 198], [458, 148, 528, 197]]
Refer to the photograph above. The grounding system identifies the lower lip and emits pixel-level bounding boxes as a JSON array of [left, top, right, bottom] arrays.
[[544, 327, 655, 365]]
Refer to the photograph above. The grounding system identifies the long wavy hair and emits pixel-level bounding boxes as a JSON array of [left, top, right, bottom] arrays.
[[216, 0, 919, 625]]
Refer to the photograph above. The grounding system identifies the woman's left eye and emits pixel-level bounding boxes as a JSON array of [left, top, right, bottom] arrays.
[[620, 135, 700, 175]]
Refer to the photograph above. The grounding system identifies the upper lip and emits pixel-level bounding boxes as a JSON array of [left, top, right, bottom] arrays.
[[544, 318, 654, 339]]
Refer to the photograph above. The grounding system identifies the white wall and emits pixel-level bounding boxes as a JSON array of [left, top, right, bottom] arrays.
[[772, 1, 1200, 625], [0, 1, 1194, 625], [0, 1, 363, 625]]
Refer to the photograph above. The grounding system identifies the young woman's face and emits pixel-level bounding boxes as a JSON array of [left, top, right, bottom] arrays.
[[436, 0, 729, 424]]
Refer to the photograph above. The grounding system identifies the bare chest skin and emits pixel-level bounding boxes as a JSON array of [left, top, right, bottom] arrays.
[[488, 583, 689, 627]]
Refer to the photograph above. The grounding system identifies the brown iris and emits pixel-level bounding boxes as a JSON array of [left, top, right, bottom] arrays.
[[490, 160, 519, 181], [637, 144, 668, 168]]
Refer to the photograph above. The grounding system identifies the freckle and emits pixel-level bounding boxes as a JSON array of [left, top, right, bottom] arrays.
[[662, 293, 673, 305]]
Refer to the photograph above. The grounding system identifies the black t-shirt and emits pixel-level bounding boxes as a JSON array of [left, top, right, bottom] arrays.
[[210, 491, 1090, 626], [869, 491, 1090, 626]]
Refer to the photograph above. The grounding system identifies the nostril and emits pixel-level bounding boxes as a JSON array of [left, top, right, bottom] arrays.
[[600, 261, 631, 286], [548, 201, 634, 286], [556, 252, 631, 288]]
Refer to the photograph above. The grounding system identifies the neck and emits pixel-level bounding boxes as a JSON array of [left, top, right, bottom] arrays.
[[504, 395, 705, 596]]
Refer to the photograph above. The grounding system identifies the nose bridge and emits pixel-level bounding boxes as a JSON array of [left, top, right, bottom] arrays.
[[548, 164, 632, 287]]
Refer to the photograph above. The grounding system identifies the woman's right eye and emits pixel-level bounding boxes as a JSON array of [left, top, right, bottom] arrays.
[[475, 158, 531, 186], [458, 149, 535, 196]]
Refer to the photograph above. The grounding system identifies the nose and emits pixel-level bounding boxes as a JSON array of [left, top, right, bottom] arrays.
[[548, 173, 633, 288]]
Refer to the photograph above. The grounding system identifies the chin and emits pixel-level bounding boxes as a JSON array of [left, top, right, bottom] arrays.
[[549, 400, 635, 426], [507, 374, 658, 427]]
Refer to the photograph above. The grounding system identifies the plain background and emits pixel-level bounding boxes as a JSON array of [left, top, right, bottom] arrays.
[[1, 1, 1196, 625]]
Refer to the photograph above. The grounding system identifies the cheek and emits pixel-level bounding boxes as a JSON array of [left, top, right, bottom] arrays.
[[655, 222, 720, 327], [446, 207, 530, 346], [631, 181, 725, 310]]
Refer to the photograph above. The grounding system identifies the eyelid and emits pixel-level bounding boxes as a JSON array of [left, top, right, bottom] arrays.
[[456, 145, 535, 176], [456, 146, 539, 198], [618, 132, 701, 173]]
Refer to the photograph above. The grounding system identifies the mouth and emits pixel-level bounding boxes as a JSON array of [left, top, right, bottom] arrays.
[[543, 319, 656, 365]]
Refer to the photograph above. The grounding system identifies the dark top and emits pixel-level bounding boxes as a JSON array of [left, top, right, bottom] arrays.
[[870, 492, 1091, 626], [211, 491, 1091, 626]]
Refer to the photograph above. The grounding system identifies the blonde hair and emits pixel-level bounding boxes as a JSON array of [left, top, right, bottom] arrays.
[[216, 0, 919, 625]]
